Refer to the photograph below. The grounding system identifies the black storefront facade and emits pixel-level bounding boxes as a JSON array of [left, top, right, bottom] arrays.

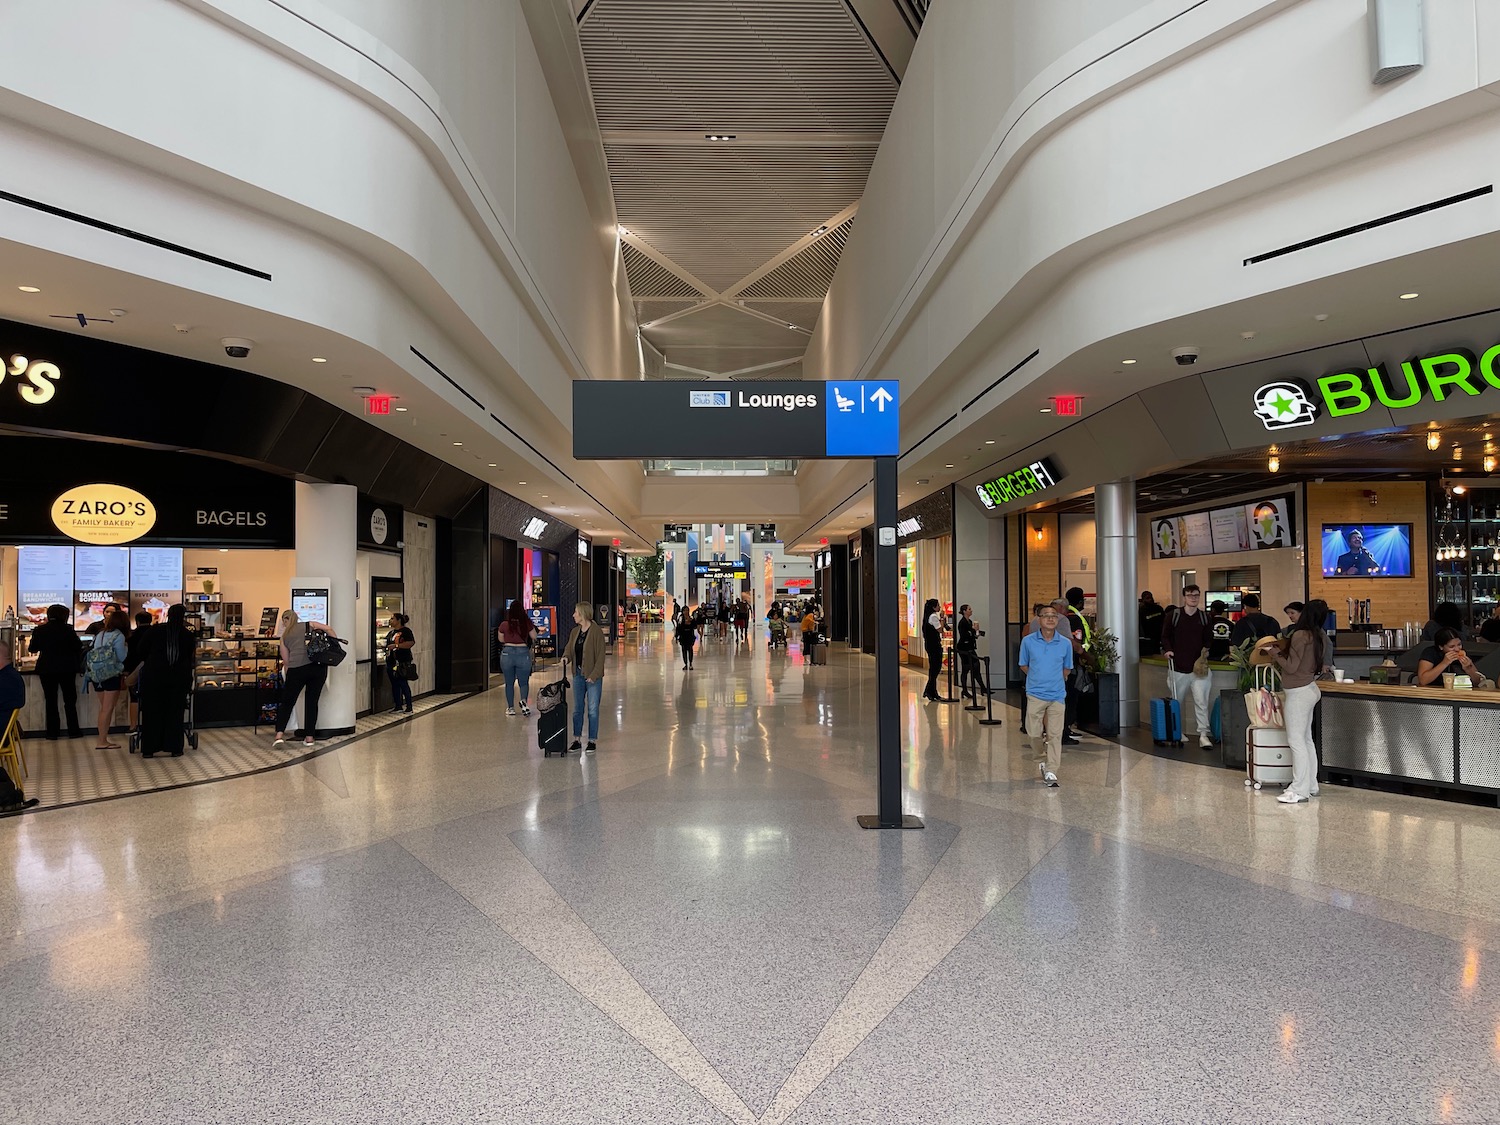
[[0, 317, 505, 733], [857, 486, 956, 660]]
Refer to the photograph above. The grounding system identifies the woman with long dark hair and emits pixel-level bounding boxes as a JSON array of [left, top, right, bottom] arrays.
[[497, 601, 536, 716], [1272, 598, 1328, 804], [138, 604, 199, 758], [921, 598, 945, 702], [384, 613, 415, 714]]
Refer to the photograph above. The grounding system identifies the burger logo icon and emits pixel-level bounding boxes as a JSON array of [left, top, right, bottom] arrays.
[[1253, 381, 1319, 431]]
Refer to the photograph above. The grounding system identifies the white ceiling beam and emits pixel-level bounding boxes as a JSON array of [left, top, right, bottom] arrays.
[[722, 201, 860, 300]]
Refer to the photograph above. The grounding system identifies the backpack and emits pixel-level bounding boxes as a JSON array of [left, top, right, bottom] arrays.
[[86, 631, 124, 683]]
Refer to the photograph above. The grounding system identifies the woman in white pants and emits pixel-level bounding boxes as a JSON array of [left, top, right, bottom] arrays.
[[1272, 599, 1328, 804]]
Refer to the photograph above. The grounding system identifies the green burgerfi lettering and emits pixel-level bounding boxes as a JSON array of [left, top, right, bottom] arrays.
[[1371, 363, 1421, 409], [1482, 344, 1500, 391], [1021, 468, 1041, 493], [1420, 351, 1479, 401], [1317, 372, 1372, 417]]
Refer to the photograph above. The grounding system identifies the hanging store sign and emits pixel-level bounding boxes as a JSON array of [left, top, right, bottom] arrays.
[[975, 458, 1061, 509], [50, 484, 157, 545]]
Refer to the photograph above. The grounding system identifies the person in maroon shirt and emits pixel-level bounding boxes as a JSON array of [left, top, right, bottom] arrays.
[[1161, 584, 1215, 748]]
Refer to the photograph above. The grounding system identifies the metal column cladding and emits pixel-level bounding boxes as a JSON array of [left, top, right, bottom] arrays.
[[573, 380, 899, 460]]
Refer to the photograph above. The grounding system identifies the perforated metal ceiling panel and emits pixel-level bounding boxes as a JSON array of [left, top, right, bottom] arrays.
[[575, 0, 911, 376]]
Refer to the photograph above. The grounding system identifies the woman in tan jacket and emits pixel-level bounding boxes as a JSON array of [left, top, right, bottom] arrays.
[[563, 601, 607, 755]]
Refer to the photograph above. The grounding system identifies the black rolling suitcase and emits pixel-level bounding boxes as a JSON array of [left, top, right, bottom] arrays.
[[537, 675, 570, 757]]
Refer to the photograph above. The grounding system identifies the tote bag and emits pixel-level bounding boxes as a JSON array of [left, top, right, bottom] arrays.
[[1244, 664, 1285, 729]]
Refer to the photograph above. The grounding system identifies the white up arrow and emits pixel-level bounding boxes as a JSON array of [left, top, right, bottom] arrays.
[[870, 387, 894, 412]]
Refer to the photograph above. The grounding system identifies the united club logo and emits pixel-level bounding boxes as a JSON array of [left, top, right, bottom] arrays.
[[689, 390, 730, 408], [1252, 381, 1320, 431]]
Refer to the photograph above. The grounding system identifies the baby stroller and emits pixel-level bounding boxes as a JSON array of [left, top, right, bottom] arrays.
[[768, 618, 788, 648]]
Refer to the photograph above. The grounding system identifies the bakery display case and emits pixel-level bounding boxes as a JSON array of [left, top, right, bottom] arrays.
[[192, 636, 281, 727]]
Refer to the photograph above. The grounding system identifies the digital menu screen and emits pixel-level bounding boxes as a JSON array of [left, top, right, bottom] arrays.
[[74, 546, 131, 631], [129, 547, 184, 624], [291, 587, 329, 626], [17, 545, 74, 629]]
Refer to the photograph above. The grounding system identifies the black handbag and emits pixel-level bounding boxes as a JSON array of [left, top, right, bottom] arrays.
[[304, 630, 347, 667], [401, 661, 419, 682]]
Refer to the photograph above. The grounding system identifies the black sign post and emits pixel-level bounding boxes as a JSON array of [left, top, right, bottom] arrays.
[[574, 379, 920, 831]]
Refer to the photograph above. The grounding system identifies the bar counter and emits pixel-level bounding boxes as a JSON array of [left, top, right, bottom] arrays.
[[1317, 680, 1500, 794]]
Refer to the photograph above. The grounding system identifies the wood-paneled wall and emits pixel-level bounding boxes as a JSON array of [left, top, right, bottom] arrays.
[[1306, 481, 1431, 627], [1023, 513, 1061, 614]]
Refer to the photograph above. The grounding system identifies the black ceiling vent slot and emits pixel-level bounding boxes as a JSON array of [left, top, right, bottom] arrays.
[[1244, 185, 1493, 266], [410, 346, 486, 410], [0, 189, 272, 280], [901, 413, 957, 460], [963, 348, 1039, 412]]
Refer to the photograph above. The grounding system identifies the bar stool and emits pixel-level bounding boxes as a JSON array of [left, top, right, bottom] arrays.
[[0, 711, 27, 780]]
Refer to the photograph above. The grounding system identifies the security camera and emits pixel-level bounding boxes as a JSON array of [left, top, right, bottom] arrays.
[[221, 337, 254, 359], [1172, 347, 1200, 366]]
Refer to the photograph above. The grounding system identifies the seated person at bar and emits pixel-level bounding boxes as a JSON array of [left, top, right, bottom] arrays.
[[1281, 601, 1304, 639], [1416, 628, 1484, 687], [1481, 605, 1500, 644], [1420, 601, 1468, 644], [1334, 528, 1380, 575]]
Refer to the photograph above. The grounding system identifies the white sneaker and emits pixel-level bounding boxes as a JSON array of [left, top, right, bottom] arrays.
[[1276, 790, 1307, 804], [1043, 771, 1059, 787], [273, 733, 286, 746], [1199, 733, 1214, 749], [506, 708, 516, 717]]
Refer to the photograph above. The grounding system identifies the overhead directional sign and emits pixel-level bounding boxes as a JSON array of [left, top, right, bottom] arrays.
[[574, 380, 900, 459]]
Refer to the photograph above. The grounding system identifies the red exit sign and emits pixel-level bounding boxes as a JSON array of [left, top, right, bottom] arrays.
[[1052, 395, 1082, 417], [365, 394, 392, 416]]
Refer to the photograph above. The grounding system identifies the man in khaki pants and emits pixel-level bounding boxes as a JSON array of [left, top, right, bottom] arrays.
[[1018, 606, 1074, 788]]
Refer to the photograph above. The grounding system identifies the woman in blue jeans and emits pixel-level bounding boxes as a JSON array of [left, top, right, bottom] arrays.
[[562, 601, 606, 755], [497, 602, 535, 716]]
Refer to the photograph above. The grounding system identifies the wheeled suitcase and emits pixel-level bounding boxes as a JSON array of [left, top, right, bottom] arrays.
[[1150, 697, 1183, 747], [537, 677, 569, 757], [809, 638, 827, 665], [1245, 727, 1292, 790]]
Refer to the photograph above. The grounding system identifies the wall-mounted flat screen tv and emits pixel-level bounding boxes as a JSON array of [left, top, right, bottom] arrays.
[[1320, 524, 1412, 578]]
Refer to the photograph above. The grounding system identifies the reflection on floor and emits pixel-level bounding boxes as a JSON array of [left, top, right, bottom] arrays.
[[4, 626, 1499, 1124], [12, 692, 466, 810]]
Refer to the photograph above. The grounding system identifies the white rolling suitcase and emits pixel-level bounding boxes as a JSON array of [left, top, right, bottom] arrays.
[[1245, 727, 1292, 790]]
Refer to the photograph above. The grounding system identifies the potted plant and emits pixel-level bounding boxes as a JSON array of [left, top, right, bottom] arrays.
[[1085, 626, 1121, 737]]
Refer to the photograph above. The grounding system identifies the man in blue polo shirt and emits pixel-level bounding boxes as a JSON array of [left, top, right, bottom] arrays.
[[1018, 605, 1074, 787]]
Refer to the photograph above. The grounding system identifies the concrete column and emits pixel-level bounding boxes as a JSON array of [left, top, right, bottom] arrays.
[[1095, 479, 1139, 729], [295, 481, 358, 733]]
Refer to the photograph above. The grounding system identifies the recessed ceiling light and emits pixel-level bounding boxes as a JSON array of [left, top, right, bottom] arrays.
[[453, 441, 463, 447], [1314, 313, 1329, 322], [395, 406, 408, 412], [488, 463, 497, 467], [518, 481, 528, 485], [1039, 407, 1053, 413], [17, 286, 40, 293], [352, 385, 376, 394], [1240, 331, 1257, 339], [1121, 358, 1136, 364], [1399, 292, 1420, 300], [312, 357, 327, 363], [811, 225, 828, 236], [945, 464, 954, 468]]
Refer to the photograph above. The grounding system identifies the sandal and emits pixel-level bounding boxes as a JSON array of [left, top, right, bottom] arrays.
[[95, 742, 121, 750]]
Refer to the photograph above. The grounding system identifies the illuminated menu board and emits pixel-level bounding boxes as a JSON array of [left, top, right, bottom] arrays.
[[129, 547, 184, 624], [74, 547, 131, 631], [17, 545, 74, 629]]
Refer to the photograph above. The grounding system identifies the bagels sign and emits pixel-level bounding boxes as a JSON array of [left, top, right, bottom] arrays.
[[51, 484, 157, 545]]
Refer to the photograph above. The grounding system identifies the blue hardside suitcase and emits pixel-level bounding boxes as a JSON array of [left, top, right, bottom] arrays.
[[1151, 697, 1183, 746]]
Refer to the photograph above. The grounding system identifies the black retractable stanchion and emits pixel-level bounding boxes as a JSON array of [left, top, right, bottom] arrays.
[[977, 656, 1003, 726], [939, 645, 956, 703]]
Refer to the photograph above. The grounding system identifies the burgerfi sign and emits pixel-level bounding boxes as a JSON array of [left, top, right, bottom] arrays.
[[1322, 343, 1500, 415]]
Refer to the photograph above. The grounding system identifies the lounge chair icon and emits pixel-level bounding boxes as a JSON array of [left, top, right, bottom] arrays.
[[834, 387, 855, 412]]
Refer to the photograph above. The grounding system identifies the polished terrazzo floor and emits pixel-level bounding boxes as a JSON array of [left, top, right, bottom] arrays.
[[3, 626, 1499, 1123]]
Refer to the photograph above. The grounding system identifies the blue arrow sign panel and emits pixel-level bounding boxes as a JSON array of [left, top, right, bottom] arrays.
[[824, 380, 899, 457]]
